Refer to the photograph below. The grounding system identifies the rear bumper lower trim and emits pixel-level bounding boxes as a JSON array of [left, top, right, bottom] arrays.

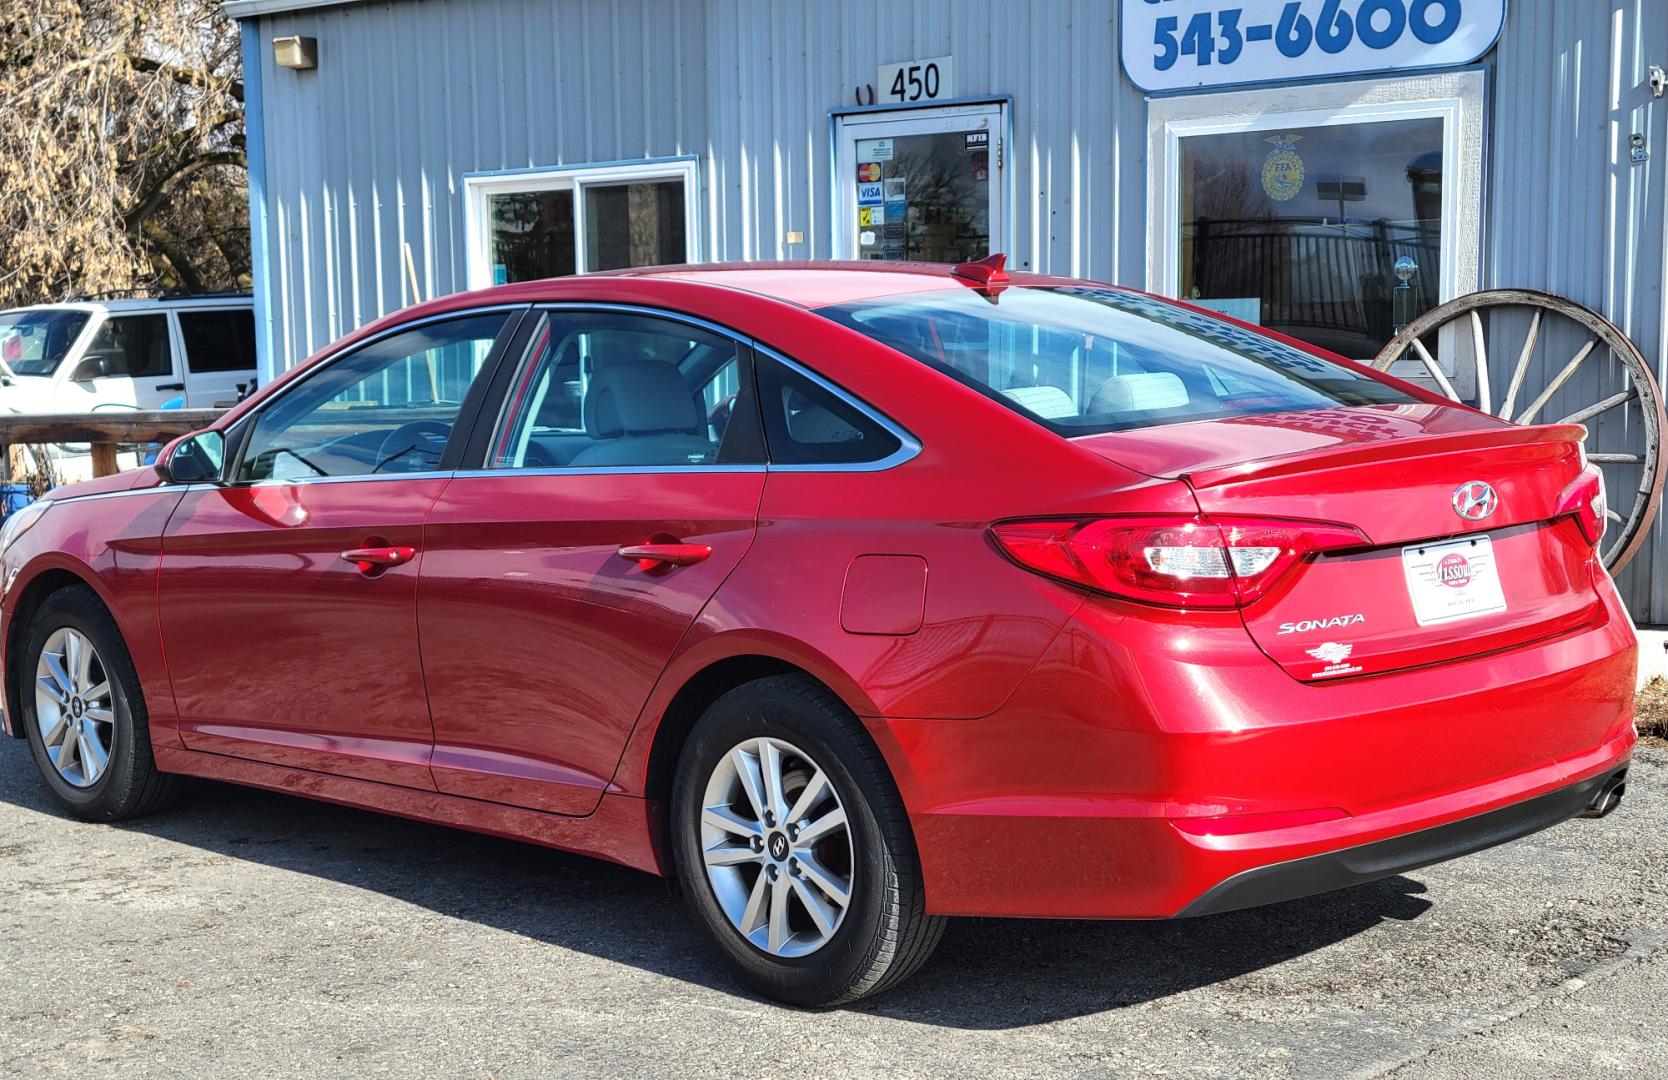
[[1176, 764, 1627, 918]]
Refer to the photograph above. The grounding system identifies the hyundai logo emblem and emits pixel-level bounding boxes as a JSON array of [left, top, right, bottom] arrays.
[[1452, 480, 1498, 522], [768, 832, 789, 861]]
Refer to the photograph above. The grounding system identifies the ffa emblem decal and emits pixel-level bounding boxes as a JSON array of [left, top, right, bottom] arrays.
[[1261, 134, 1305, 203]]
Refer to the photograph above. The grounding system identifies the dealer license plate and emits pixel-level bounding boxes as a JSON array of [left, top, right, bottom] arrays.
[[1401, 535, 1508, 627]]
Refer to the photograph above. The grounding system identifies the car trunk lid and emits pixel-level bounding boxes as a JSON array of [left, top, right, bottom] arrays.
[[1075, 405, 1605, 680]]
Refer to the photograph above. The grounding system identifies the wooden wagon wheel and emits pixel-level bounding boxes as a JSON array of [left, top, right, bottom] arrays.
[[1372, 289, 1665, 574]]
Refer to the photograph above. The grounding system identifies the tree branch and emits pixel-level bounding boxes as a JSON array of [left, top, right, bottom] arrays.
[[121, 149, 247, 232], [128, 55, 243, 103]]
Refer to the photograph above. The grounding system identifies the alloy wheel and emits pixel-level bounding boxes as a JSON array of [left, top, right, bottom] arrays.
[[34, 627, 115, 788], [699, 736, 855, 958]]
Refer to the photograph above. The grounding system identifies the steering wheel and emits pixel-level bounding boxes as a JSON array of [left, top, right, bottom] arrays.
[[373, 420, 452, 473]]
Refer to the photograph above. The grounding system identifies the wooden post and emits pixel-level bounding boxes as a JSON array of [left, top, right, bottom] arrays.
[[90, 442, 119, 478]]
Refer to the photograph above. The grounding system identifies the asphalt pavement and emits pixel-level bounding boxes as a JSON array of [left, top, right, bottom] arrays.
[[2, 737, 1665, 1079]]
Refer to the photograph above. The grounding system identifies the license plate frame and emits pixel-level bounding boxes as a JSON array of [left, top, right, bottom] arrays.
[[1401, 535, 1508, 627]]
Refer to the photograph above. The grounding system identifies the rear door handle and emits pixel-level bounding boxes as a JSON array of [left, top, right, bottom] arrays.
[[617, 543, 712, 567], [157, 382, 185, 391], [340, 545, 416, 572]]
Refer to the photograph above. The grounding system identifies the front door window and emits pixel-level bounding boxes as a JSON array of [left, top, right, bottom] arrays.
[[836, 104, 1004, 262]]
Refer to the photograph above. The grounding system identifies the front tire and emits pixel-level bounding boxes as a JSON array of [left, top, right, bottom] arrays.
[[20, 585, 177, 821], [671, 675, 944, 1006]]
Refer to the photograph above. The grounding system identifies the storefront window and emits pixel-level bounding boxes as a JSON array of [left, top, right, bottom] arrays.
[[466, 162, 697, 288], [1177, 118, 1443, 360], [583, 180, 687, 272], [488, 190, 576, 282]]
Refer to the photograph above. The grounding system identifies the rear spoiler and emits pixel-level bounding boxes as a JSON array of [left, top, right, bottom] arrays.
[[1184, 423, 1587, 490]]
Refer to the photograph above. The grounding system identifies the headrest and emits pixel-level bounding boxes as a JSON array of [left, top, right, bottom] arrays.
[[1002, 385, 1076, 419], [1087, 372, 1189, 414], [583, 360, 702, 438], [784, 387, 864, 445]]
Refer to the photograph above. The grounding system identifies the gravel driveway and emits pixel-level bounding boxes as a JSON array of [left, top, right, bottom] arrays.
[[2, 738, 1664, 1078]]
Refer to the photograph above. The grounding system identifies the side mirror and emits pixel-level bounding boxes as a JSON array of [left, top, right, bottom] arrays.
[[71, 355, 112, 381], [156, 430, 226, 485]]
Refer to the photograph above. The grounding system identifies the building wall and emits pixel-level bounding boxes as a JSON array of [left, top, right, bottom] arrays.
[[243, 0, 1668, 619]]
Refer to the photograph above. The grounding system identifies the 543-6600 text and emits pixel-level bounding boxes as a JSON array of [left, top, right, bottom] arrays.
[[1151, 0, 1463, 70]]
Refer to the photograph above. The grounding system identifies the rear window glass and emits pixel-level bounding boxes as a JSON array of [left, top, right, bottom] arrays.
[[817, 286, 1413, 436]]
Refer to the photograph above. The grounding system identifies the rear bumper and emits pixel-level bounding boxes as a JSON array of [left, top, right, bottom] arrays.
[[1178, 764, 1626, 917], [868, 576, 1638, 920]]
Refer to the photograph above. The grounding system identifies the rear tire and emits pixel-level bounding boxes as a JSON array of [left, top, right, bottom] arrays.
[[20, 584, 178, 821], [671, 674, 944, 1006]]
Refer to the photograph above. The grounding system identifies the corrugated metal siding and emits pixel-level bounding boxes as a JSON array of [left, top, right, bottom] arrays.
[[253, 0, 1147, 363], [250, 0, 1668, 619], [1487, 0, 1667, 618]]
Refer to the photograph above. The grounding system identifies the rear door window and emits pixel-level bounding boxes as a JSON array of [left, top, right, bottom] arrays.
[[487, 311, 758, 470], [818, 286, 1413, 436], [178, 309, 257, 373], [82, 314, 173, 378]]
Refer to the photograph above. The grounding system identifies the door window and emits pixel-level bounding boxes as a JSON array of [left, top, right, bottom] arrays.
[[83, 315, 172, 378], [178, 309, 258, 373], [467, 161, 697, 288], [836, 104, 1004, 263], [237, 312, 510, 482], [488, 312, 754, 469]]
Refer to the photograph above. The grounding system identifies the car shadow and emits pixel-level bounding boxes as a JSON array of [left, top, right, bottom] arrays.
[[0, 745, 1432, 1029]]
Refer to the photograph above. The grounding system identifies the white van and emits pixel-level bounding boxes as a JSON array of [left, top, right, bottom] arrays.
[[0, 294, 259, 416]]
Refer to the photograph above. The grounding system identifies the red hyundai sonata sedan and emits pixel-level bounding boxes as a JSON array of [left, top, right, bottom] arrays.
[[0, 260, 1635, 1006]]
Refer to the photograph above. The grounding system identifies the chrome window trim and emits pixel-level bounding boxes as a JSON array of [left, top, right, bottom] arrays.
[[476, 302, 921, 477], [49, 483, 216, 505], [469, 465, 767, 480], [228, 303, 529, 484], [244, 470, 456, 488]]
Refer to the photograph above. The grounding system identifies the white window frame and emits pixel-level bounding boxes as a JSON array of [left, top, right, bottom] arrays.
[[832, 101, 1009, 261], [463, 158, 701, 290], [1146, 70, 1486, 373]]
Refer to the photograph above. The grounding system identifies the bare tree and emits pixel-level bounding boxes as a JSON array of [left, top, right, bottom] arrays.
[[0, 0, 247, 307]]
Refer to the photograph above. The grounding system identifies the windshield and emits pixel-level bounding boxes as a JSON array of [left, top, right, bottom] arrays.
[[0, 309, 91, 377], [817, 286, 1414, 436]]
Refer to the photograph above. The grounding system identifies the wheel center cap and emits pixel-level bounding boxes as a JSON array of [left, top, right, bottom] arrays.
[[70, 697, 84, 718], [767, 831, 789, 862]]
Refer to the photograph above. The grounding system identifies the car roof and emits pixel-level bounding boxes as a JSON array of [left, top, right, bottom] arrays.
[[425, 260, 1075, 313]]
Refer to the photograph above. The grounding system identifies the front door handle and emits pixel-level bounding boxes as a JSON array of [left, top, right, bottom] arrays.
[[617, 542, 712, 568], [340, 545, 416, 572], [157, 382, 185, 391]]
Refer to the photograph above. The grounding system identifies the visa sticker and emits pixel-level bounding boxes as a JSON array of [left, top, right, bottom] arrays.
[[856, 182, 884, 205]]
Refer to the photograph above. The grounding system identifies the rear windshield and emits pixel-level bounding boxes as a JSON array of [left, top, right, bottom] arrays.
[[817, 286, 1413, 435]]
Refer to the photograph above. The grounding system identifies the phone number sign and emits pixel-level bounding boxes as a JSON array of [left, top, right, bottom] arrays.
[[1121, 0, 1506, 92]]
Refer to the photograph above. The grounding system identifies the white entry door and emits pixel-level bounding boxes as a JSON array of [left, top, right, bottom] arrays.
[[834, 103, 1006, 263]]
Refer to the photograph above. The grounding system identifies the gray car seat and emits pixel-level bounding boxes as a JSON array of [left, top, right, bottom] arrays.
[[568, 359, 715, 467]]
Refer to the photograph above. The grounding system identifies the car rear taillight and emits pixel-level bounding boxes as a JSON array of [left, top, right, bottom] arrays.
[[1556, 465, 1606, 548], [989, 515, 1368, 609]]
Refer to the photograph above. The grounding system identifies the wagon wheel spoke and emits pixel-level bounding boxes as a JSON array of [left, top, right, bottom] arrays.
[[1516, 338, 1599, 426], [1373, 289, 1665, 575], [1498, 306, 1542, 422], [1469, 309, 1491, 416]]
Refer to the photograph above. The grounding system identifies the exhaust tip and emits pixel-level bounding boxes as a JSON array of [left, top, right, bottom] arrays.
[[1579, 772, 1626, 819]]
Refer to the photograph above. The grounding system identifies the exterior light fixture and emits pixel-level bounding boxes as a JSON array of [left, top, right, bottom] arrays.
[[273, 36, 318, 70]]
